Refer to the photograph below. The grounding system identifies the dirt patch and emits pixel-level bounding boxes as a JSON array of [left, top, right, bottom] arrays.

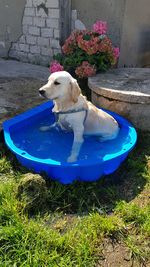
[[0, 77, 46, 129], [97, 238, 147, 267]]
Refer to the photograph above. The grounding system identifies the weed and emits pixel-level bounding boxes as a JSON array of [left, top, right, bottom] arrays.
[[0, 131, 150, 266]]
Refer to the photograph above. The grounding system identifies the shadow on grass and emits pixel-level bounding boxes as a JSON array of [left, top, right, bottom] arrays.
[[1, 130, 150, 215]]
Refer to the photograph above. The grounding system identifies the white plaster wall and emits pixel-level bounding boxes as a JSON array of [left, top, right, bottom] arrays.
[[0, 0, 26, 57]]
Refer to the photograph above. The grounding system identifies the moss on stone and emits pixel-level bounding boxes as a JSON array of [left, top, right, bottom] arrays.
[[16, 173, 49, 215]]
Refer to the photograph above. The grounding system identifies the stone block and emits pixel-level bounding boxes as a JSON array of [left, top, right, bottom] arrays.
[[11, 42, 19, 51], [23, 25, 28, 35], [48, 9, 60, 18], [29, 26, 40, 36], [53, 48, 61, 55], [71, 10, 77, 31], [26, 35, 37, 45], [71, 21, 75, 31], [26, 0, 33, 7], [30, 45, 40, 54], [46, 0, 59, 8], [33, 17, 45, 27], [9, 50, 19, 59], [41, 28, 53, 37], [75, 19, 86, 30], [17, 51, 28, 62], [19, 35, 26, 43], [54, 29, 60, 39], [46, 18, 59, 29], [19, 44, 29, 52], [33, 0, 43, 7], [36, 7, 48, 17], [36, 55, 52, 66], [50, 38, 60, 49], [72, 10, 77, 21], [37, 37, 49, 46], [28, 53, 41, 64], [23, 16, 33, 25], [41, 47, 53, 56], [24, 7, 35, 17]]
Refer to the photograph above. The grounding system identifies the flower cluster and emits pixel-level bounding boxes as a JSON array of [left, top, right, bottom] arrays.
[[77, 32, 100, 55], [113, 47, 120, 60], [62, 31, 80, 55], [92, 20, 107, 35], [75, 61, 96, 78], [50, 20, 120, 78], [49, 60, 64, 73]]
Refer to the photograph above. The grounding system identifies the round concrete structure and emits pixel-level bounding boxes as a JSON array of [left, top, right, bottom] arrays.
[[88, 68, 150, 131]]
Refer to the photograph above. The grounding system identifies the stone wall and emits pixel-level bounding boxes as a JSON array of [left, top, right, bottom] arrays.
[[1, 0, 149, 67], [9, 0, 61, 66]]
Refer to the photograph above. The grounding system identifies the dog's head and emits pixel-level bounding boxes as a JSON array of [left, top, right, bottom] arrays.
[[39, 71, 81, 103]]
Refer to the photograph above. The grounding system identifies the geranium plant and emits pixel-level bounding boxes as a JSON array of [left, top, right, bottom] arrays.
[[50, 20, 120, 78]]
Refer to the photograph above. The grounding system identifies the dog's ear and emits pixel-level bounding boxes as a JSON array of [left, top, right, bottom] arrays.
[[70, 78, 81, 103]]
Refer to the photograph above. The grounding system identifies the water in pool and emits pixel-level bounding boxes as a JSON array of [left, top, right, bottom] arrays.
[[11, 113, 131, 163]]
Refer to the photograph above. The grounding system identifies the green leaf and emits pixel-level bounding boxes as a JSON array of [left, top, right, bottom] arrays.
[[83, 34, 91, 41]]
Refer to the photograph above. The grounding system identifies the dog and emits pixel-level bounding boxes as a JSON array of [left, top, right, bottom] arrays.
[[39, 71, 119, 162]]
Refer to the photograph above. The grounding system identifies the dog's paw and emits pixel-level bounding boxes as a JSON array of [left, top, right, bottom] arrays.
[[67, 155, 77, 163], [97, 136, 108, 142], [40, 123, 57, 132], [39, 126, 51, 131]]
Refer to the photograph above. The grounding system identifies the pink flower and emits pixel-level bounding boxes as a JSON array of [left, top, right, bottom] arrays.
[[49, 61, 64, 73], [98, 36, 113, 53], [62, 30, 83, 54], [75, 61, 96, 78], [77, 33, 100, 55], [92, 20, 108, 35], [113, 47, 120, 59]]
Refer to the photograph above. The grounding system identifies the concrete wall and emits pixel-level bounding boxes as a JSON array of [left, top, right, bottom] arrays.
[[72, 0, 126, 47], [0, 0, 26, 57], [119, 0, 150, 67], [72, 0, 150, 67]]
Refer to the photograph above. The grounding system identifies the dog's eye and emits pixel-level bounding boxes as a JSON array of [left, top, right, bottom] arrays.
[[54, 81, 60, 85]]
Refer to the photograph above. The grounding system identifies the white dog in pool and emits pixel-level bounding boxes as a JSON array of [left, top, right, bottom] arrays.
[[39, 71, 119, 162]]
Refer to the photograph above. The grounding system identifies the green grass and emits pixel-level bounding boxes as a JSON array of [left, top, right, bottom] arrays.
[[0, 131, 150, 266]]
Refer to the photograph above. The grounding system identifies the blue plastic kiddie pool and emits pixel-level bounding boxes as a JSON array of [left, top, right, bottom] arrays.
[[3, 101, 137, 184]]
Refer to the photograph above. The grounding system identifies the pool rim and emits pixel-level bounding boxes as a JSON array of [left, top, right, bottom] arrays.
[[2, 101, 137, 167]]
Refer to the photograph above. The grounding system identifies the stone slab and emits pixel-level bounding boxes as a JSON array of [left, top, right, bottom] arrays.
[[0, 58, 49, 80], [92, 92, 150, 131], [88, 68, 150, 104]]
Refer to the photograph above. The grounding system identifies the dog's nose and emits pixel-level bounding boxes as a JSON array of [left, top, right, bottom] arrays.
[[39, 89, 45, 96]]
